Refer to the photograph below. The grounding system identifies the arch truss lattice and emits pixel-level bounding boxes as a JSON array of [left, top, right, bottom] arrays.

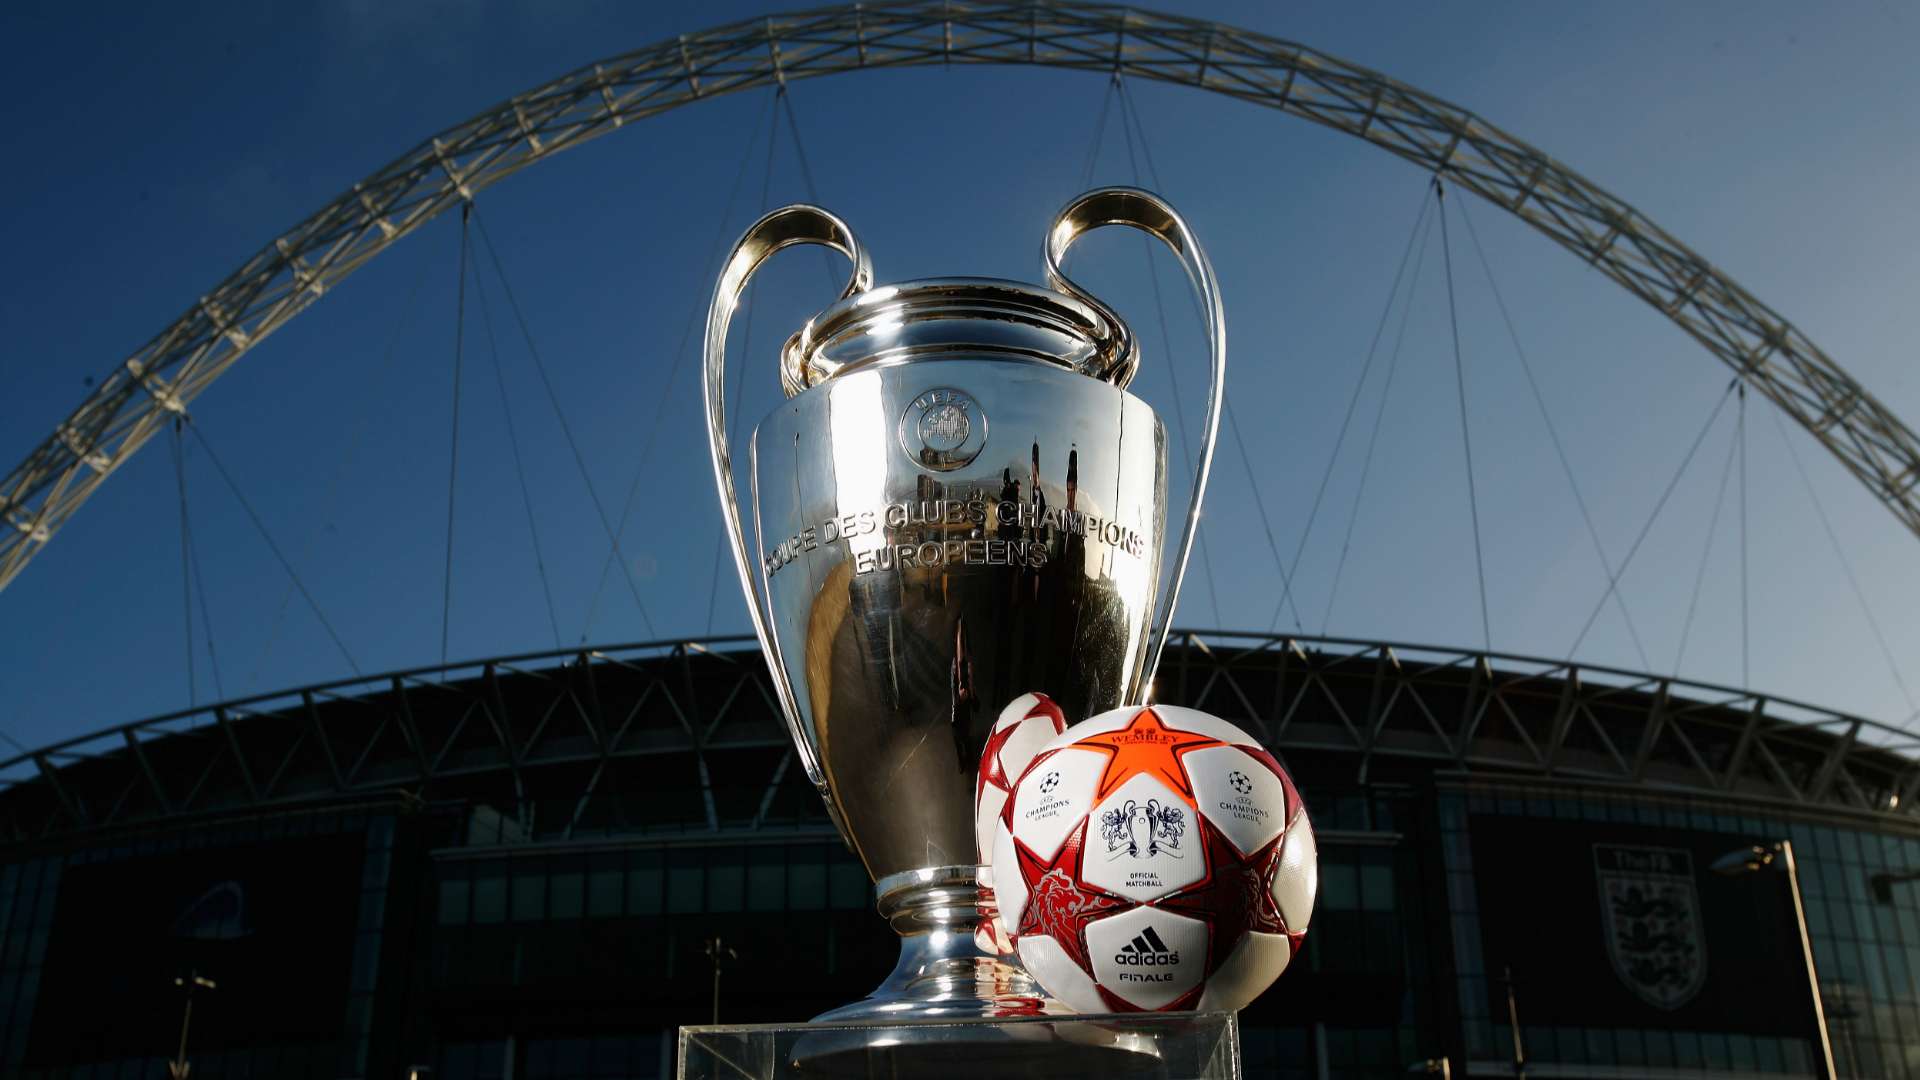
[[4, 0, 1917, 591]]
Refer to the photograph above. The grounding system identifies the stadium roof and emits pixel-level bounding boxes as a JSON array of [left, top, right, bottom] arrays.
[[4, 631, 1918, 846]]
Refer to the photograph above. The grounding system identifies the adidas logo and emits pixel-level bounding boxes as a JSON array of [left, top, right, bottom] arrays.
[[1113, 925, 1180, 966]]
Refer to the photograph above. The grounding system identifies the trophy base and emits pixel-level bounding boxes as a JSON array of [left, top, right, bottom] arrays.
[[776, 865, 1170, 1074], [813, 864, 1051, 1023], [678, 1012, 1239, 1080]]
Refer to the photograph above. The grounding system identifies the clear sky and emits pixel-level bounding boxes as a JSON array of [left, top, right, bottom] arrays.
[[2, 0, 1917, 760]]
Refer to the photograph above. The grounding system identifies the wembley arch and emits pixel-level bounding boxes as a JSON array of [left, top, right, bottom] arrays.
[[3, 1, 1916, 592]]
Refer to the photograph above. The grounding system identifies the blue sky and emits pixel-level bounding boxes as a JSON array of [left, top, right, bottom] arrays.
[[2, 0, 1917, 757]]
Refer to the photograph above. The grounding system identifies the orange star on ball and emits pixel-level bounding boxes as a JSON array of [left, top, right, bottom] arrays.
[[1076, 707, 1226, 803]]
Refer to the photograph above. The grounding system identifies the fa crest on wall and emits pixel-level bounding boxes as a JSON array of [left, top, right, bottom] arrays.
[[1593, 844, 1707, 1010]]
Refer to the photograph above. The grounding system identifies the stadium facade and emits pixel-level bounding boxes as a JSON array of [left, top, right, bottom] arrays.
[[3, 632, 1918, 1080]]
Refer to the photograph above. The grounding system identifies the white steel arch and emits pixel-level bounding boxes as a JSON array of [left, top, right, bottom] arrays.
[[4, 0, 1916, 592]]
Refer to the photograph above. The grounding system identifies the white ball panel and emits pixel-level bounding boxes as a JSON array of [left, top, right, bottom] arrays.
[[1270, 811, 1318, 932], [975, 784, 1010, 865], [1017, 931, 1104, 1013], [1184, 745, 1288, 857], [1196, 930, 1292, 1012], [1085, 905, 1209, 1010], [994, 692, 1048, 730], [991, 819, 1027, 933], [1081, 773, 1206, 902], [1009, 747, 1104, 863], [999, 714, 1061, 782]]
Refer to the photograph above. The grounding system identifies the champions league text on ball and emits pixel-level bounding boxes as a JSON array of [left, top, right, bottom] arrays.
[[694, 187, 1254, 1071]]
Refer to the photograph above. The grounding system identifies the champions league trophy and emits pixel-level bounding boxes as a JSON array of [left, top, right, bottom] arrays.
[[702, 188, 1224, 1036]]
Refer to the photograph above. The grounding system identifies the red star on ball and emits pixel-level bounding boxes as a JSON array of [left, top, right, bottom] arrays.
[[1074, 707, 1227, 802], [1011, 822, 1124, 974], [1157, 816, 1294, 972]]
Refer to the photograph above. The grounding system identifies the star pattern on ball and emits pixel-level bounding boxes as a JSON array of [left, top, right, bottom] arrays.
[[1157, 817, 1289, 972], [977, 694, 1067, 804], [1012, 824, 1124, 974], [1076, 707, 1227, 802]]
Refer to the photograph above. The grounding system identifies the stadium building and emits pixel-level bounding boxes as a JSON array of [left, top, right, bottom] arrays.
[[2, 632, 1918, 1080]]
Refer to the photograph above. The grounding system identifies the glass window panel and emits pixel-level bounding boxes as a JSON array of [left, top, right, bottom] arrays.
[[748, 860, 785, 913], [1754, 1034, 1785, 1073], [1672, 1029, 1702, 1069], [351, 932, 380, 992], [359, 886, 388, 931], [1729, 1032, 1758, 1071], [1359, 862, 1394, 912], [439, 877, 471, 926], [708, 858, 745, 914], [551, 861, 585, 920], [789, 860, 826, 909], [628, 855, 664, 916], [473, 869, 507, 925], [555, 1038, 589, 1075], [513, 868, 547, 922], [1643, 1028, 1674, 1068], [830, 861, 870, 910], [592, 1036, 629, 1077], [1613, 1027, 1645, 1067], [668, 859, 705, 914], [362, 846, 392, 890], [1584, 1027, 1615, 1065], [1320, 861, 1359, 911], [590, 865, 624, 918]]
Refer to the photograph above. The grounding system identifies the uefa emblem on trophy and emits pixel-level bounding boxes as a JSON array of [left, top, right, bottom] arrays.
[[702, 187, 1243, 1023]]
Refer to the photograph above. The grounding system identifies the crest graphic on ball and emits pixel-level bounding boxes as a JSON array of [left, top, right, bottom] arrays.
[[989, 704, 1317, 1013]]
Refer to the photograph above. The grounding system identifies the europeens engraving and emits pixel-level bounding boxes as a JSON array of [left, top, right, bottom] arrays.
[[760, 495, 1150, 578]]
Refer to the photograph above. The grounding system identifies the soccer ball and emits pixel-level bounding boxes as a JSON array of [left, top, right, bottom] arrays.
[[991, 704, 1316, 1013], [975, 692, 1071, 954]]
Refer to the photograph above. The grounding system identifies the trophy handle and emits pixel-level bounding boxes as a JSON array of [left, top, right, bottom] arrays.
[[704, 205, 874, 793], [1043, 187, 1226, 688]]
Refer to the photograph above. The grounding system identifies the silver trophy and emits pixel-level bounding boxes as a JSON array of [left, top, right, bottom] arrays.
[[703, 187, 1224, 1024]]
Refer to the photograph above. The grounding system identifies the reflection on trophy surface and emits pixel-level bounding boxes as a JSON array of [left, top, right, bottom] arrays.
[[703, 186, 1224, 1024]]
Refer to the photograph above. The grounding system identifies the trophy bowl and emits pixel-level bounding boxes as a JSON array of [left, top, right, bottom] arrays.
[[703, 188, 1224, 1029]]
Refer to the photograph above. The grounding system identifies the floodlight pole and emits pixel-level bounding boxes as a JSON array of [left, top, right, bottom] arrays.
[[1713, 841, 1836, 1080], [1500, 966, 1526, 1078], [168, 971, 217, 1080], [704, 936, 737, 1024]]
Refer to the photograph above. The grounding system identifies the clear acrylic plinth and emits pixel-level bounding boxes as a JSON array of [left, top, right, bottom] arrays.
[[678, 1010, 1239, 1080]]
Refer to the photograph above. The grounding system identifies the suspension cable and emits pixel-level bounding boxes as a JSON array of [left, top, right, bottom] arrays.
[[1080, 75, 1121, 189], [469, 205, 657, 638], [582, 90, 779, 643], [1272, 184, 1435, 631], [186, 420, 360, 675], [170, 423, 197, 706], [1738, 382, 1749, 688], [1454, 198, 1651, 669], [1567, 379, 1739, 657], [1323, 205, 1438, 634], [775, 87, 844, 290], [1435, 180, 1492, 652], [469, 226, 564, 649], [706, 94, 783, 636], [1114, 77, 1222, 624], [1768, 405, 1919, 721], [179, 431, 224, 701], [247, 252, 433, 687], [440, 204, 471, 670], [1674, 417, 1740, 674]]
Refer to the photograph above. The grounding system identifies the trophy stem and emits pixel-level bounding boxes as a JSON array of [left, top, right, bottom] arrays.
[[812, 865, 1055, 1022]]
